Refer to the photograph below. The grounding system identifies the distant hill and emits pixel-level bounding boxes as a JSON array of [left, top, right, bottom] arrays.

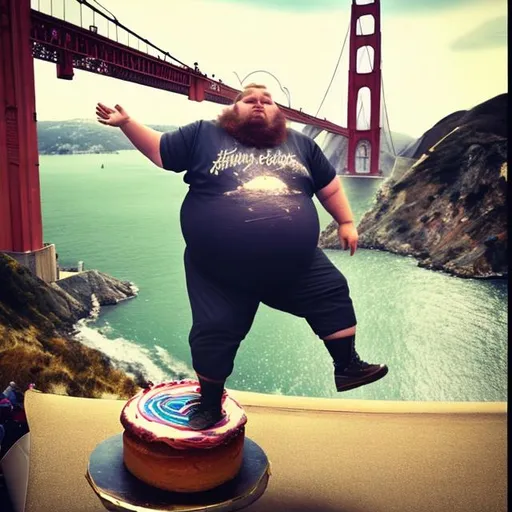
[[37, 119, 178, 155], [37, 119, 414, 168], [301, 125, 415, 176], [399, 94, 507, 159]]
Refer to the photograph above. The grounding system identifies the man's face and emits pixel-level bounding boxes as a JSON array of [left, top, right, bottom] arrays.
[[217, 86, 287, 148], [235, 88, 280, 125]]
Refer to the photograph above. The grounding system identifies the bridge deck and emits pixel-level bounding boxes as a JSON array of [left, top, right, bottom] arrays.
[[29, 9, 349, 137]]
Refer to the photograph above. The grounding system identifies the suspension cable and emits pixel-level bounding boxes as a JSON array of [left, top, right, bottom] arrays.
[[75, 0, 192, 69], [355, 50, 368, 129], [357, 17, 396, 156], [357, 18, 372, 130], [314, 19, 350, 118], [355, 23, 369, 130], [91, 0, 117, 21], [381, 72, 396, 156], [360, 99, 368, 130], [357, 101, 366, 129], [380, 87, 393, 155]]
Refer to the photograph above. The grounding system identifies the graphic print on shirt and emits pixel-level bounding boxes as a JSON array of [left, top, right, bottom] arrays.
[[207, 146, 312, 198]]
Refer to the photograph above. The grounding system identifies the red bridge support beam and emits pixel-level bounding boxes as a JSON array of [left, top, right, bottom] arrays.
[[0, 0, 43, 252], [346, 0, 382, 175], [188, 74, 207, 102]]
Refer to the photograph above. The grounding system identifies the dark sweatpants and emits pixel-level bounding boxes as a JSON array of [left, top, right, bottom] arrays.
[[184, 247, 357, 381]]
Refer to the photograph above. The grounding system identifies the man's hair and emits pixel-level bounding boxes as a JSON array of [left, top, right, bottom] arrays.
[[232, 83, 269, 104]]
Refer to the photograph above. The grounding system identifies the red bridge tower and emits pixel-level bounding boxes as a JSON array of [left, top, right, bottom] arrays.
[[346, 0, 382, 176], [0, 0, 57, 280]]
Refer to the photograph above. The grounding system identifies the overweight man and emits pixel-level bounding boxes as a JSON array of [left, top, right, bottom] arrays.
[[96, 83, 388, 430]]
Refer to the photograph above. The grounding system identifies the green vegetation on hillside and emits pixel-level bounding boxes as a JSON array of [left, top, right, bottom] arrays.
[[37, 120, 177, 155], [0, 253, 139, 398]]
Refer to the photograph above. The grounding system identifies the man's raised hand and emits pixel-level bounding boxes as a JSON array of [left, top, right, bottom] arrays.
[[96, 103, 130, 127]]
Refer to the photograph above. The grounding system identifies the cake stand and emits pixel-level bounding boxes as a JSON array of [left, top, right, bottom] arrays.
[[85, 433, 270, 512]]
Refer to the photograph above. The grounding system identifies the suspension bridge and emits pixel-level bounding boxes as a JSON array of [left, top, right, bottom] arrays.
[[0, 0, 396, 280]]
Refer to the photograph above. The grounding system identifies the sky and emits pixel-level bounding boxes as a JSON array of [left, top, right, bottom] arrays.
[[31, 0, 507, 138]]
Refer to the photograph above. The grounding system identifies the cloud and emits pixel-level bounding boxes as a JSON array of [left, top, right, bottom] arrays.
[[210, 0, 342, 12], [384, 0, 504, 13], [450, 16, 507, 51], [212, 0, 503, 13]]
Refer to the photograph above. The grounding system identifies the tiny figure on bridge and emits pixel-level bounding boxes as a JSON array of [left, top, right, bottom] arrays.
[[95, 85, 388, 430]]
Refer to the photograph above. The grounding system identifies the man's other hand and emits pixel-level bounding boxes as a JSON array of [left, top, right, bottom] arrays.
[[338, 222, 358, 256], [96, 103, 130, 127]]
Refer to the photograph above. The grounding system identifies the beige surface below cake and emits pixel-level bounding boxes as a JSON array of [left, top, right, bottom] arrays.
[[120, 380, 247, 492]]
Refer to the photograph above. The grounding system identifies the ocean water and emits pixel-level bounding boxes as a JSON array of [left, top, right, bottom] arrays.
[[39, 150, 507, 401]]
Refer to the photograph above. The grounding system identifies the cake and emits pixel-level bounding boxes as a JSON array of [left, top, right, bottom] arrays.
[[120, 380, 247, 493]]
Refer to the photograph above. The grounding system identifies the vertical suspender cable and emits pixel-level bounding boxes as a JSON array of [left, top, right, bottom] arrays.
[[381, 73, 396, 156], [80, 0, 191, 68], [357, 18, 371, 130], [357, 18, 396, 156]]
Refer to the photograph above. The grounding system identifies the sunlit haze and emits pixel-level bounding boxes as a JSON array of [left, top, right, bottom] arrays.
[[32, 0, 507, 138]]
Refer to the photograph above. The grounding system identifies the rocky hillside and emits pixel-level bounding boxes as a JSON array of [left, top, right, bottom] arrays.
[[0, 253, 144, 398], [319, 94, 507, 279], [37, 119, 177, 155]]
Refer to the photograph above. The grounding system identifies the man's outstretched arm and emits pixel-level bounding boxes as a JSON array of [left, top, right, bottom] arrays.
[[96, 103, 163, 167]]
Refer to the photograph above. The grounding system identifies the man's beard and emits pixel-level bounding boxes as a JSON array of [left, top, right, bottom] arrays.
[[217, 106, 288, 149]]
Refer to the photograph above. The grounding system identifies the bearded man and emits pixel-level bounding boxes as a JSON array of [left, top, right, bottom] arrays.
[[96, 83, 388, 430]]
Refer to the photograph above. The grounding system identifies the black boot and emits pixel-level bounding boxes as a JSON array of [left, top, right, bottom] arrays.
[[188, 377, 225, 431], [324, 335, 388, 392], [334, 352, 388, 392]]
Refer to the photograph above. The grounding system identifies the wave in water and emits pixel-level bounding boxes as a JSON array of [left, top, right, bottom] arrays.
[[74, 296, 194, 384]]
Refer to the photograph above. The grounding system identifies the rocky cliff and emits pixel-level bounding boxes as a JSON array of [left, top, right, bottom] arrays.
[[319, 94, 507, 279], [0, 253, 144, 398]]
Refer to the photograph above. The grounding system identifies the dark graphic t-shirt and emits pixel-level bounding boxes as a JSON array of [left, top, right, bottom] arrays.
[[160, 120, 336, 287]]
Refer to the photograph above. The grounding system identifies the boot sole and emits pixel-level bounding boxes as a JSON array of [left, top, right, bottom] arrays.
[[188, 412, 225, 431], [335, 366, 389, 392]]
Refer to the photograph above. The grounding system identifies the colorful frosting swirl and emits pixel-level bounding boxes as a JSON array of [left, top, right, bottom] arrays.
[[120, 380, 246, 449]]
